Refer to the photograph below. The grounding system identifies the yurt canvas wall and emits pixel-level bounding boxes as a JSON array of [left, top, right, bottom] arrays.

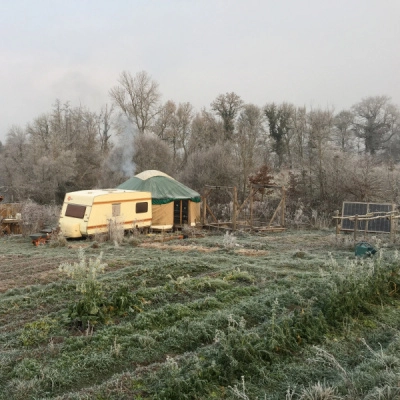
[[151, 201, 200, 228]]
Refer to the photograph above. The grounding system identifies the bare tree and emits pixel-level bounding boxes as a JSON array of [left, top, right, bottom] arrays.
[[179, 143, 238, 193], [152, 101, 194, 167], [307, 108, 334, 200], [291, 106, 307, 170], [341, 154, 385, 202], [153, 100, 176, 140], [352, 95, 400, 155], [110, 71, 161, 134], [70, 106, 103, 190], [211, 92, 244, 141], [30, 151, 77, 204], [133, 133, 174, 175], [23, 102, 107, 200], [234, 104, 265, 199], [188, 109, 224, 152], [97, 104, 115, 154], [0, 124, 76, 204], [264, 102, 295, 168], [170, 102, 194, 166], [0, 100, 118, 202], [0, 126, 33, 201], [333, 110, 354, 152]]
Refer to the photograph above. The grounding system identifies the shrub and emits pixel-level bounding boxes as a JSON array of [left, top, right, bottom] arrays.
[[48, 231, 68, 247], [364, 385, 400, 400], [212, 314, 262, 380], [107, 216, 125, 246], [298, 381, 340, 400], [58, 248, 107, 325], [223, 231, 237, 249], [319, 253, 399, 326], [19, 200, 60, 235], [108, 284, 142, 315]]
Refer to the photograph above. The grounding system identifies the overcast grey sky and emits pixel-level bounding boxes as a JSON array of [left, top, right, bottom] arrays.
[[1, 0, 399, 142]]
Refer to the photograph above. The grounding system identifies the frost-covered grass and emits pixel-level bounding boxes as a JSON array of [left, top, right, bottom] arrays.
[[0, 230, 400, 399]]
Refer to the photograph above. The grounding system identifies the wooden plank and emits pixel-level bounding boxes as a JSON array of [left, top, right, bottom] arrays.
[[268, 198, 283, 227], [280, 187, 286, 227], [206, 203, 218, 223], [204, 185, 235, 189], [236, 190, 254, 215]]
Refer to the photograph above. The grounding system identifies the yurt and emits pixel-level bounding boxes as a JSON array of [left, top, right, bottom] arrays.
[[117, 170, 201, 230]]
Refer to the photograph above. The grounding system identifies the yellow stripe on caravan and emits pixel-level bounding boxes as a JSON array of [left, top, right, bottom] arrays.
[[92, 198, 151, 205], [88, 218, 152, 230]]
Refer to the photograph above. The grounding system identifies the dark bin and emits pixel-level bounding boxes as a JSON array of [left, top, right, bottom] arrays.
[[355, 242, 377, 257]]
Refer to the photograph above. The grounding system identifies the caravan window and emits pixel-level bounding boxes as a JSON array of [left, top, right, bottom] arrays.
[[112, 203, 121, 217], [65, 204, 86, 219], [136, 202, 148, 214]]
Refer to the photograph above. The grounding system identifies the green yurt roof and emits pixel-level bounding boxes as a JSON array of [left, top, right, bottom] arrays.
[[117, 170, 201, 205]]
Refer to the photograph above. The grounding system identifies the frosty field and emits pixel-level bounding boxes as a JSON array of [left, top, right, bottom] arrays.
[[0, 230, 399, 399]]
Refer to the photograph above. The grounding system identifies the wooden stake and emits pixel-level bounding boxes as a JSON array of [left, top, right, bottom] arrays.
[[354, 215, 358, 241], [250, 186, 254, 228], [280, 186, 286, 227], [202, 196, 207, 225], [232, 186, 237, 230], [390, 214, 394, 242], [334, 210, 340, 237]]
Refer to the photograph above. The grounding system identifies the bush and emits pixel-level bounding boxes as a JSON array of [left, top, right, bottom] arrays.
[[107, 216, 124, 246], [19, 200, 60, 235], [58, 248, 107, 326], [223, 232, 237, 249]]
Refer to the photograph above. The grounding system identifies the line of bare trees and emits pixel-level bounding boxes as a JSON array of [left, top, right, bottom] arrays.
[[1, 70, 400, 220]]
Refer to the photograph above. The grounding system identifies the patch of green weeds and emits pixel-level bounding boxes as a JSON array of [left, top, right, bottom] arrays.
[[19, 317, 58, 347], [223, 268, 255, 284], [215, 286, 258, 303], [107, 284, 143, 315]]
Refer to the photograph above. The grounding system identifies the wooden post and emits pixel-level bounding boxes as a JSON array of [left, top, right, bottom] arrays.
[[334, 210, 340, 238], [232, 186, 237, 231], [250, 186, 254, 229], [390, 214, 394, 243], [364, 213, 369, 239], [179, 200, 182, 226], [354, 215, 358, 242], [268, 197, 283, 228], [280, 186, 286, 227], [202, 196, 207, 225]]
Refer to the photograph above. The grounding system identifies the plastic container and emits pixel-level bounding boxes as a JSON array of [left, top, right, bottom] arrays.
[[355, 242, 377, 257]]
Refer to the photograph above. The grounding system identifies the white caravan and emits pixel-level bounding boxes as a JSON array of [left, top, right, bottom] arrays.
[[59, 189, 152, 238]]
